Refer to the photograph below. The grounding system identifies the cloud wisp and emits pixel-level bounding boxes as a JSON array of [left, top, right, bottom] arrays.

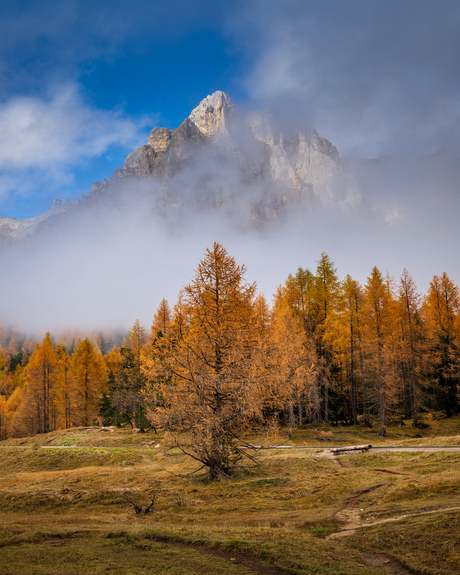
[[0, 84, 152, 206]]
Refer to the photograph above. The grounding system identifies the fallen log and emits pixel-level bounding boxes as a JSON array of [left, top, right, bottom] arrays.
[[330, 444, 372, 454]]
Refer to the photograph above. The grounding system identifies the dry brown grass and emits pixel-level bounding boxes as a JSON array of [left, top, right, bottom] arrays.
[[0, 419, 459, 574]]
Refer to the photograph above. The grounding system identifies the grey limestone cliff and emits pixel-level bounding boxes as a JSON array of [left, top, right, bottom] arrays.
[[90, 90, 352, 215]]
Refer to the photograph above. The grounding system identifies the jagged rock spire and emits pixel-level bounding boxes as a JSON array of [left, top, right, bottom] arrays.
[[187, 91, 234, 138]]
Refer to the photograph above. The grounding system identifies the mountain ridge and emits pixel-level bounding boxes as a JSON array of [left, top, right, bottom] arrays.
[[0, 199, 73, 247], [87, 90, 350, 216], [0, 90, 355, 243]]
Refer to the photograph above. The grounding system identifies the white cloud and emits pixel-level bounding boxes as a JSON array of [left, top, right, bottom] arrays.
[[0, 84, 151, 170], [0, 84, 154, 210]]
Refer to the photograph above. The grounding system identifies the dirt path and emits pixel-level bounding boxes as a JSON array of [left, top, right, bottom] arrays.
[[327, 478, 460, 540], [1, 530, 294, 575], [328, 484, 386, 538], [326, 484, 460, 574], [329, 504, 460, 538], [359, 552, 413, 575], [119, 535, 295, 575]]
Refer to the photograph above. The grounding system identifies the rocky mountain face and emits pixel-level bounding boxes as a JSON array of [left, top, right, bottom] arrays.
[[0, 91, 356, 244], [89, 91, 354, 216]]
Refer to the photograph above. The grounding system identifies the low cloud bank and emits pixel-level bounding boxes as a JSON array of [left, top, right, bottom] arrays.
[[1, 145, 458, 334]]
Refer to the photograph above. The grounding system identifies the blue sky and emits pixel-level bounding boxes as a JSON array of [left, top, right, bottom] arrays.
[[1, 0, 459, 219]]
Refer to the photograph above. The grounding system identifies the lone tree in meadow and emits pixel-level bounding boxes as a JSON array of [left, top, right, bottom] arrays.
[[146, 242, 275, 480]]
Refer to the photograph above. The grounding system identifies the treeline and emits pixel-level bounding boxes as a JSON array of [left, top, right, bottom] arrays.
[[0, 243, 459, 442]]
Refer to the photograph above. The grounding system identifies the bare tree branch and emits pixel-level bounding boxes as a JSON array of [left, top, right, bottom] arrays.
[[122, 492, 158, 515]]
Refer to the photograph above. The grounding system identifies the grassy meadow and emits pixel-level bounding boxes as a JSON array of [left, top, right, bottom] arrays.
[[0, 418, 459, 575]]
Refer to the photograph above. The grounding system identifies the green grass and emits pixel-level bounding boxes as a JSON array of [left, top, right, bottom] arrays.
[[0, 419, 459, 574], [0, 532, 256, 575]]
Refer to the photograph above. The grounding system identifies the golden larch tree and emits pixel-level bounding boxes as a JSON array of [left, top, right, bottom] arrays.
[[150, 299, 172, 340], [55, 344, 74, 429], [147, 242, 271, 480], [325, 275, 367, 425], [312, 253, 342, 422], [21, 333, 59, 434], [395, 269, 425, 426], [0, 394, 7, 440], [71, 338, 106, 426], [271, 288, 317, 433], [363, 267, 398, 435]]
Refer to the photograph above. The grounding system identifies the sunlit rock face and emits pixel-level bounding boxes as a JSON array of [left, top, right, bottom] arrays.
[[117, 92, 234, 180], [117, 91, 235, 179], [188, 91, 234, 139], [148, 127, 172, 151], [118, 118, 205, 178]]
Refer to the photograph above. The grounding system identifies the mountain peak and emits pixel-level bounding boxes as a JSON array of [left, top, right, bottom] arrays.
[[92, 90, 343, 213], [188, 91, 234, 138]]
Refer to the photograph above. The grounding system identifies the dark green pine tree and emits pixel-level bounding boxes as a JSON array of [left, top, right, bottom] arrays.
[[111, 320, 149, 431]]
